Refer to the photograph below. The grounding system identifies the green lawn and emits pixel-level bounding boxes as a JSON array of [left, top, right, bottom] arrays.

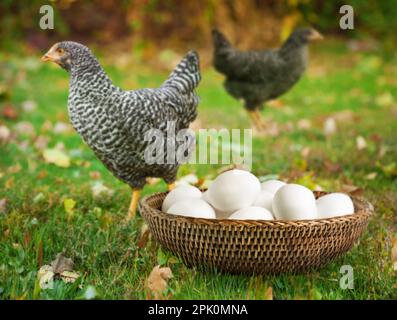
[[0, 40, 396, 299]]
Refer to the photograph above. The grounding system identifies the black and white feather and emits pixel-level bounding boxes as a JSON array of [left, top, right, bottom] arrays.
[[212, 28, 314, 111], [58, 41, 200, 189]]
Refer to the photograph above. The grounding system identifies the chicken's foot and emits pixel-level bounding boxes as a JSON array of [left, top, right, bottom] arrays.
[[126, 189, 141, 221]]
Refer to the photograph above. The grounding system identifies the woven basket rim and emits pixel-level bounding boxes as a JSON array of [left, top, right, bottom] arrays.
[[139, 191, 373, 228]]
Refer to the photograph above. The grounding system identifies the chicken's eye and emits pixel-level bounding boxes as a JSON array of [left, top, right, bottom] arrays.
[[56, 48, 64, 55]]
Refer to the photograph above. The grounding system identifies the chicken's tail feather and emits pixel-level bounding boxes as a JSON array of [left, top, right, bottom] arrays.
[[163, 50, 201, 93], [212, 29, 232, 51]]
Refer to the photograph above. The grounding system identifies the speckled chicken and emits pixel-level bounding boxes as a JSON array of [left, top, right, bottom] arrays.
[[212, 28, 323, 133], [41, 41, 201, 219]]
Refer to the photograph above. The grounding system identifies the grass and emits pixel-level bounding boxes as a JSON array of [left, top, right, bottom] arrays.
[[0, 40, 396, 300]]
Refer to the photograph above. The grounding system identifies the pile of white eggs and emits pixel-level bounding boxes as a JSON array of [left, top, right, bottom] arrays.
[[162, 169, 355, 221]]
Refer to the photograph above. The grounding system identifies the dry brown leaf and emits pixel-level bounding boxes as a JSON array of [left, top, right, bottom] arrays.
[[43, 148, 70, 168], [356, 136, 367, 150], [333, 110, 355, 123], [1, 103, 18, 120], [323, 117, 337, 136], [0, 125, 11, 144], [51, 252, 74, 274], [89, 171, 101, 180], [7, 163, 21, 174], [34, 135, 49, 151], [365, 172, 377, 180], [264, 287, 273, 300], [38, 265, 54, 289], [60, 270, 80, 283], [147, 265, 173, 299], [392, 239, 397, 271], [138, 224, 151, 249], [0, 198, 7, 214], [15, 121, 36, 137], [341, 184, 363, 196], [297, 119, 312, 130]]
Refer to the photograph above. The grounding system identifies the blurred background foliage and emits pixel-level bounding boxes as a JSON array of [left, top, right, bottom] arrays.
[[1, 0, 396, 55]]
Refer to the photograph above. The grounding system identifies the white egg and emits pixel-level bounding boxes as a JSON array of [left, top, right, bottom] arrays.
[[201, 190, 210, 202], [161, 185, 202, 212], [207, 169, 261, 212], [316, 193, 354, 218], [253, 190, 274, 213], [229, 207, 274, 220], [167, 199, 216, 219], [272, 184, 317, 220], [261, 179, 286, 195]]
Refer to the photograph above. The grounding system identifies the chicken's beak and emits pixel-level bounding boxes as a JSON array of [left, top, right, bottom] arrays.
[[41, 44, 61, 64], [41, 54, 53, 62], [308, 29, 324, 41]]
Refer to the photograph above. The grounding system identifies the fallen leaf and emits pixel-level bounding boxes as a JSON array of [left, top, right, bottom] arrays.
[[37, 170, 48, 179], [51, 252, 74, 274], [91, 181, 114, 199], [392, 239, 397, 271], [1, 103, 18, 120], [0, 125, 11, 144], [377, 162, 397, 178], [43, 148, 70, 168], [356, 136, 367, 150], [341, 184, 363, 196], [5, 176, 14, 189], [37, 265, 54, 289], [60, 270, 80, 283], [333, 110, 355, 123], [323, 117, 337, 136], [365, 172, 377, 180], [33, 193, 45, 204], [34, 135, 49, 151], [53, 122, 73, 135], [0, 198, 7, 214], [7, 163, 21, 174], [21, 100, 37, 112], [147, 265, 173, 300], [37, 254, 80, 290], [264, 287, 273, 300], [15, 121, 35, 137], [41, 120, 53, 132], [297, 119, 312, 130], [138, 223, 151, 249], [377, 145, 389, 159], [375, 92, 394, 107], [89, 171, 101, 180], [63, 198, 76, 217]]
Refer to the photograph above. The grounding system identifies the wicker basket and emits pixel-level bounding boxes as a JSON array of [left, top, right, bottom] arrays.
[[139, 191, 372, 275]]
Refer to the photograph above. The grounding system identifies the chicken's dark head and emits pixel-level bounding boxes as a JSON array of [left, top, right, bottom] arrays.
[[290, 28, 324, 45], [41, 41, 97, 72]]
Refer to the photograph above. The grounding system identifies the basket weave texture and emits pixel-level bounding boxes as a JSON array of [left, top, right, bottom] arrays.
[[139, 191, 372, 275]]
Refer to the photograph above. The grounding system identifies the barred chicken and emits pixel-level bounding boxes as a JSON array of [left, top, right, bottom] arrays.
[[41, 41, 201, 219], [212, 28, 323, 133]]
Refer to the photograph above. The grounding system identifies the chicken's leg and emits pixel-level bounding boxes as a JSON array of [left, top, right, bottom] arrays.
[[126, 189, 141, 221], [247, 110, 267, 133]]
